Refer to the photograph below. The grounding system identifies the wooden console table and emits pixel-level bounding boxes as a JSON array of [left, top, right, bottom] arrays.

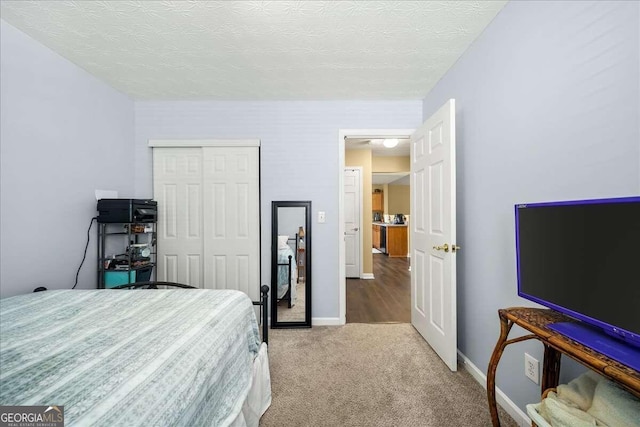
[[487, 307, 640, 427]]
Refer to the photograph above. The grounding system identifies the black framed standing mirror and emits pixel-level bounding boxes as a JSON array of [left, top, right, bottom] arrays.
[[271, 201, 311, 328]]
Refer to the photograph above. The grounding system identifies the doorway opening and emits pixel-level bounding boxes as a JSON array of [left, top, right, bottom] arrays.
[[338, 129, 414, 325], [346, 254, 411, 323]]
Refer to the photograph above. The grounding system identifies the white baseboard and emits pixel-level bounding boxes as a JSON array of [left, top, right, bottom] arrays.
[[312, 317, 342, 326], [361, 273, 375, 280], [457, 350, 530, 427]]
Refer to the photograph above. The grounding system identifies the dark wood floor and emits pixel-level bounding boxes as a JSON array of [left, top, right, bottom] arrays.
[[346, 254, 411, 323]]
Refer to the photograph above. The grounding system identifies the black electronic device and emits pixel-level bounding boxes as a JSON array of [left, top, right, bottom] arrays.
[[515, 196, 640, 371], [97, 199, 157, 223]]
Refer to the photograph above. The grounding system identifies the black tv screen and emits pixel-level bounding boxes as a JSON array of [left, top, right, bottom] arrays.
[[515, 197, 640, 347]]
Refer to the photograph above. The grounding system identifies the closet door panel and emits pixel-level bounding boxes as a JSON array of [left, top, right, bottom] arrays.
[[203, 147, 260, 300], [153, 148, 204, 287]]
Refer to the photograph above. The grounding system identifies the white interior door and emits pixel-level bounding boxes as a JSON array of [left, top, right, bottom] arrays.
[[153, 145, 260, 301], [344, 168, 361, 278], [411, 99, 458, 371], [153, 148, 204, 286], [202, 146, 260, 301]]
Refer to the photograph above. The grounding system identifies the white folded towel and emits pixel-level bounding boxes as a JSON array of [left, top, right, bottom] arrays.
[[587, 378, 640, 427], [538, 390, 601, 426], [537, 371, 640, 427], [557, 370, 599, 411]]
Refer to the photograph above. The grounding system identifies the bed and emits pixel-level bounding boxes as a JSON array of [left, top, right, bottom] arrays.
[[276, 235, 298, 308], [0, 287, 271, 426]]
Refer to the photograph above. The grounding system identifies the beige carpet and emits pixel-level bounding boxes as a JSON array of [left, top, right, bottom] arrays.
[[260, 323, 518, 427]]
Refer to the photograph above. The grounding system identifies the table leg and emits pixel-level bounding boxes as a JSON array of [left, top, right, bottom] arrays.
[[487, 313, 514, 427], [541, 345, 561, 394]]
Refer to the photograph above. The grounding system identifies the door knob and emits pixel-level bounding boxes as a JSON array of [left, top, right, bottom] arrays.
[[352, 227, 359, 231], [452, 244, 461, 252], [433, 243, 449, 252]]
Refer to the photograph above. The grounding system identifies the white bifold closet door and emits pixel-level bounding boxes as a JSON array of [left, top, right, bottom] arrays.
[[153, 146, 260, 301]]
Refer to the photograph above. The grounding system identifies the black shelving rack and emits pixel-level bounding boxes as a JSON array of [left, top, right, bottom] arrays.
[[96, 199, 158, 289]]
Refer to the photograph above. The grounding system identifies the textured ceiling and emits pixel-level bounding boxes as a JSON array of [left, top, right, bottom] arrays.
[[0, 1, 507, 100]]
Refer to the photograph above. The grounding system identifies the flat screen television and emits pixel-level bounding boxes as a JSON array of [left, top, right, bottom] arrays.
[[515, 196, 640, 371]]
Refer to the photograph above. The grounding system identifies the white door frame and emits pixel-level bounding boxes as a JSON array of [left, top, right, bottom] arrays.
[[338, 129, 415, 325], [149, 139, 260, 148]]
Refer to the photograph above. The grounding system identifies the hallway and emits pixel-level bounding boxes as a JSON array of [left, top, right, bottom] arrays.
[[346, 254, 410, 323]]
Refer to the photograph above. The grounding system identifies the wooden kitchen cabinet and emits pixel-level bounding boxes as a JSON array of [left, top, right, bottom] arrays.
[[372, 224, 381, 249], [372, 224, 407, 257], [372, 192, 384, 211], [386, 226, 408, 258]]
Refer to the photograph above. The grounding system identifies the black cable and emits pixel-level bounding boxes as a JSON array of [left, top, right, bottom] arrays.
[[73, 216, 97, 290]]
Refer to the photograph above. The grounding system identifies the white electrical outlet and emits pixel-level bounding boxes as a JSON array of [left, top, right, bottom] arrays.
[[524, 353, 539, 384]]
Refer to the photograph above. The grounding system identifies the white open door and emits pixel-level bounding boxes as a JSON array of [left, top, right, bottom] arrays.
[[411, 99, 458, 371], [344, 168, 361, 278]]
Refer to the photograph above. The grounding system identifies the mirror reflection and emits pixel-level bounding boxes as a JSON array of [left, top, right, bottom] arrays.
[[271, 201, 311, 328]]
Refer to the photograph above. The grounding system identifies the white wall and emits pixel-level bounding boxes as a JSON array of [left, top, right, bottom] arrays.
[[422, 0, 639, 415], [134, 101, 422, 319], [0, 20, 135, 297]]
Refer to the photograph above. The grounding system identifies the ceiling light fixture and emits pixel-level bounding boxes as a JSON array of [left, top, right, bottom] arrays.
[[383, 138, 399, 148]]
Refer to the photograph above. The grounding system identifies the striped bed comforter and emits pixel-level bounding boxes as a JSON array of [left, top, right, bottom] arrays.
[[0, 289, 261, 426]]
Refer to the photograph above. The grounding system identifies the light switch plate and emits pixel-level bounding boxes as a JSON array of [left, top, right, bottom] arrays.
[[318, 211, 326, 223]]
